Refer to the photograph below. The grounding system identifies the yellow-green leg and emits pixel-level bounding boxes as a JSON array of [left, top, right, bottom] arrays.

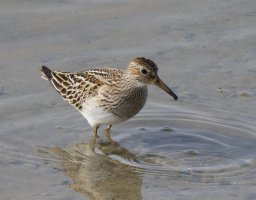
[[93, 126, 99, 138], [104, 125, 112, 141], [89, 126, 99, 149]]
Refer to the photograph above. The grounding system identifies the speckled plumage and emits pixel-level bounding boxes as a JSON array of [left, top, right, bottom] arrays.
[[41, 57, 178, 139]]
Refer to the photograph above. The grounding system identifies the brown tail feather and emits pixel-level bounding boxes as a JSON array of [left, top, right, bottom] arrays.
[[41, 65, 52, 80]]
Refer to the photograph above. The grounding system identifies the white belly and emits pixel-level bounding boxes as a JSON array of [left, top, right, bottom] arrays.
[[79, 104, 124, 127]]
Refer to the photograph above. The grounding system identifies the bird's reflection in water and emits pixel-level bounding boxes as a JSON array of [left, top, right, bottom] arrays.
[[38, 138, 142, 200]]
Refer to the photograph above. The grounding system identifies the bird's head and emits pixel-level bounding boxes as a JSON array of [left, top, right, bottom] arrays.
[[127, 57, 178, 100]]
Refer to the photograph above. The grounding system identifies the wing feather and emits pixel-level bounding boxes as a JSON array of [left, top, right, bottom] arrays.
[[41, 66, 123, 111]]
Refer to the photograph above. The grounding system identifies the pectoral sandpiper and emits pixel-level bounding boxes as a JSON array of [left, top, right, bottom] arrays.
[[41, 57, 178, 139]]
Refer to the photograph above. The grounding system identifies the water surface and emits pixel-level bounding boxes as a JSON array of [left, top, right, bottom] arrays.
[[0, 0, 256, 199], [38, 105, 256, 199]]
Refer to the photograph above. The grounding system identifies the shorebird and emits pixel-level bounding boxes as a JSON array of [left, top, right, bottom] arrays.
[[41, 57, 178, 139]]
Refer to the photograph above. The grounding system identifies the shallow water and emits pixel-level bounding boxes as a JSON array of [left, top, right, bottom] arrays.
[[1, 0, 256, 200], [38, 106, 256, 199]]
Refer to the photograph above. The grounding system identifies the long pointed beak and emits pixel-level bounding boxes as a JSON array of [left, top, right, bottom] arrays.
[[154, 77, 178, 100]]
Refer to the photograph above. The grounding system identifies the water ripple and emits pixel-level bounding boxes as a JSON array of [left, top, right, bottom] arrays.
[[38, 108, 256, 196], [106, 109, 256, 185]]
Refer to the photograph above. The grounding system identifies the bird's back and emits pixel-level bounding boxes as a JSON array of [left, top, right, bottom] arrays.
[[41, 66, 122, 108]]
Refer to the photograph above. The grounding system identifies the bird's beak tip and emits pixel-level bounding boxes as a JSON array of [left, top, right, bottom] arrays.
[[173, 94, 178, 101], [154, 77, 178, 101]]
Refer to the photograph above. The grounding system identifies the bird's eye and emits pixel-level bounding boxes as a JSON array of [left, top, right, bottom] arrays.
[[141, 69, 148, 74]]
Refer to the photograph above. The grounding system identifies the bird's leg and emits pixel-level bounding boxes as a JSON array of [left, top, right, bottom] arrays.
[[104, 125, 112, 141], [93, 126, 99, 138], [91, 126, 99, 144], [89, 126, 99, 150]]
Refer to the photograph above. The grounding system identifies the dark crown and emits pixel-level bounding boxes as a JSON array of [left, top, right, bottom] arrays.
[[131, 57, 158, 72]]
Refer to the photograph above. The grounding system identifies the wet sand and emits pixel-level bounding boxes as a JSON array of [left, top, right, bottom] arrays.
[[1, 0, 256, 199]]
